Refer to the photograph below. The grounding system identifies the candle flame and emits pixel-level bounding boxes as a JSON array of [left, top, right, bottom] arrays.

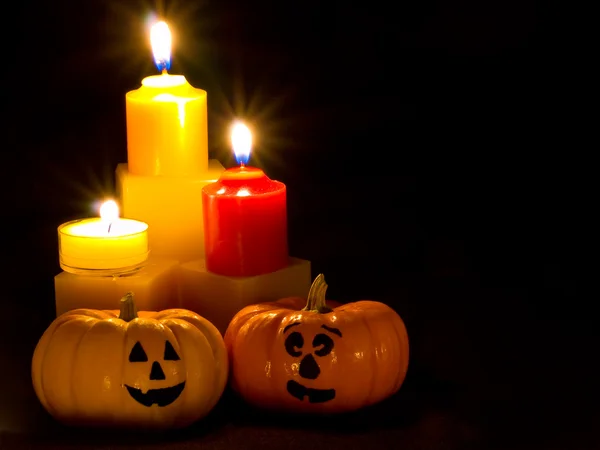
[[100, 200, 119, 223], [151, 21, 171, 72], [231, 121, 252, 166]]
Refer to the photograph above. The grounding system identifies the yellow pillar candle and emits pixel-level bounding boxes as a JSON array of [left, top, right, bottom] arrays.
[[58, 200, 149, 275], [125, 21, 208, 177]]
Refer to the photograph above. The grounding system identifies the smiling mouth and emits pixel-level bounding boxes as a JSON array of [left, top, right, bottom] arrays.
[[287, 380, 336, 403], [125, 381, 186, 407]]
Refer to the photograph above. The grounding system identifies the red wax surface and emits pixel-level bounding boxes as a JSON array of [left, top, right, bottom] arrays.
[[202, 166, 289, 277]]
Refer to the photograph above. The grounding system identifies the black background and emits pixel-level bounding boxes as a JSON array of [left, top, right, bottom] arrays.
[[0, 0, 595, 448]]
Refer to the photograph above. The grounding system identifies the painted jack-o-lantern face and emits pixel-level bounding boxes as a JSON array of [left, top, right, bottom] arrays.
[[224, 274, 410, 414], [32, 293, 229, 429], [283, 322, 341, 403], [124, 339, 186, 407]]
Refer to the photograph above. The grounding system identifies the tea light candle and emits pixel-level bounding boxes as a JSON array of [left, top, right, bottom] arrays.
[[202, 122, 289, 277], [58, 200, 149, 275]]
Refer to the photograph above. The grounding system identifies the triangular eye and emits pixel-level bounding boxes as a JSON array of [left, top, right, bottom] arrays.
[[129, 341, 148, 362], [164, 341, 180, 361]]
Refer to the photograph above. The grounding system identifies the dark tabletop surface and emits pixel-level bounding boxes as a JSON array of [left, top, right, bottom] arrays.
[[0, 0, 595, 448]]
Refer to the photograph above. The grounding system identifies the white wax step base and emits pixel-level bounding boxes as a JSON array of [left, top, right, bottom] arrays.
[[54, 257, 181, 316], [179, 258, 312, 334], [116, 159, 225, 263]]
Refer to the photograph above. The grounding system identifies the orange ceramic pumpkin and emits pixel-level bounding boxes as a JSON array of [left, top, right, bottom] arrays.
[[224, 274, 409, 413], [32, 292, 228, 429]]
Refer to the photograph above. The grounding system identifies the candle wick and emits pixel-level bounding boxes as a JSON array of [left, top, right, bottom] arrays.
[[240, 162, 245, 169], [108, 222, 112, 234], [161, 68, 168, 75]]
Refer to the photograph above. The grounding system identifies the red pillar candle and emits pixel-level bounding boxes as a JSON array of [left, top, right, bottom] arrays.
[[202, 122, 289, 277]]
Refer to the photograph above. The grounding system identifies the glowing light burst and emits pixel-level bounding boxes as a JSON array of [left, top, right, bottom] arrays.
[[150, 20, 172, 72], [99, 199, 119, 233], [100, 200, 119, 222], [231, 121, 252, 166], [212, 76, 299, 171]]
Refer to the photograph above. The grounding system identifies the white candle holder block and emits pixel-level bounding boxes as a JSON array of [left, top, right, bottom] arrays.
[[116, 159, 225, 263], [54, 257, 181, 316], [179, 257, 312, 334]]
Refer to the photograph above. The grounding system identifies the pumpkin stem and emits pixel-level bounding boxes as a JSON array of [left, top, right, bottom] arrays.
[[118, 292, 138, 322], [302, 274, 333, 313]]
